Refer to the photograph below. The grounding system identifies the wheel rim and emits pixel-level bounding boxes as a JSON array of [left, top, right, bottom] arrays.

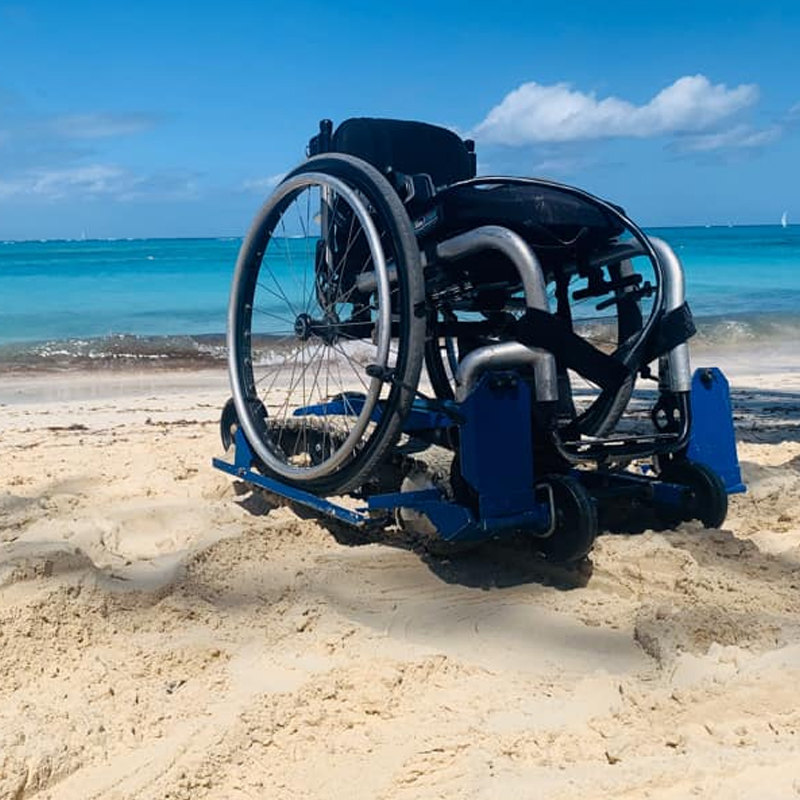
[[229, 172, 398, 483], [424, 255, 652, 435]]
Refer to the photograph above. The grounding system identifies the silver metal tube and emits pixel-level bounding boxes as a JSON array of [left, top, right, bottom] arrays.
[[355, 264, 397, 294], [454, 342, 558, 403], [647, 237, 685, 313], [357, 226, 554, 307], [436, 226, 557, 402], [647, 236, 691, 393], [435, 226, 550, 312]]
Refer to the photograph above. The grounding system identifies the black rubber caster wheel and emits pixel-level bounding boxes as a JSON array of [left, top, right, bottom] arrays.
[[533, 474, 598, 563], [220, 398, 239, 450], [220, 397, 269, 453], [659, 459, 728, 529]]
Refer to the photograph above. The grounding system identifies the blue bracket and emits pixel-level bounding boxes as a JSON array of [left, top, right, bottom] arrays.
[[686, 367, 746, 494], [212, 428, 371, 528], [458, 372, 549, 527], [368, 489, 479, 541], [293, 394, 458, 432]]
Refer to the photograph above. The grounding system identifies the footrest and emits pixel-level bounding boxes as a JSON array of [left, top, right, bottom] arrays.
[[555, 431, 686, 461]]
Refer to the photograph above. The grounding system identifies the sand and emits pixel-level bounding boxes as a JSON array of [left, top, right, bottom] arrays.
[[2, 356, 800, 800]]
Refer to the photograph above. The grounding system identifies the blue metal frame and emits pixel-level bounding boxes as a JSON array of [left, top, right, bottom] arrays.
[[212, 366, 746, 543], [685, 368, 746, 494], [212, 428, 370, 527], [293, 394, 459, 432], [456, 372, 551, 532]]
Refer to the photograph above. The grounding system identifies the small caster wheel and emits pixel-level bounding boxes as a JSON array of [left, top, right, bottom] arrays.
[[659, 459, 728, 529], [221, 397, 268, 452], [220, 398, 239, 450], [533, 474, 598, 563]]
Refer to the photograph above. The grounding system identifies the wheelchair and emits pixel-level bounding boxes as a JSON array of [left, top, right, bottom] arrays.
[[215, 117, 744, 563]]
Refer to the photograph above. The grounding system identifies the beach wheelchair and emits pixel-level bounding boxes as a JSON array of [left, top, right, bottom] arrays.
[[214, 117, 744, 562]]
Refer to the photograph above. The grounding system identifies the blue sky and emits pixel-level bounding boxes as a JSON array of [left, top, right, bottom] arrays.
[[0, 0, 798, 239]]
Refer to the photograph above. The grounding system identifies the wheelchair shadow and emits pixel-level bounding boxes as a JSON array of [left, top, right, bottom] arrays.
[[233, 482, 592, 591], [729, 386, 800, 444], [623, 384, 800, 444], [416, 538, 593, 591]]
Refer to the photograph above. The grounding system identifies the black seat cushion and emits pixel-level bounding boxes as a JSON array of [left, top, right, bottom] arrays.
[[432, 182, 627, 280], [438, 183, 625, 249], [332, 118, 474, 187]]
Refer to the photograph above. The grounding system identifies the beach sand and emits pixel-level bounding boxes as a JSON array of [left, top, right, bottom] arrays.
[[2, 354, 800, 800]]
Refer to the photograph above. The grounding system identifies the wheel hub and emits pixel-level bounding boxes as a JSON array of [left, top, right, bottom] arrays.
[[294, 312, 314, 340], [294, 311, 341, 344]]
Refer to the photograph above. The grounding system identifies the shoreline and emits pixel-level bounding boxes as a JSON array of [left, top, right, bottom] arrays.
[[2, 310, 800, 378], [1, 341, 798, 403], [0, 367, 228, 406]]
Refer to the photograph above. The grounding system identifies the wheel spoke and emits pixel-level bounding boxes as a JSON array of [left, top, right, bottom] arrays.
[[231, 166, 423, 489]]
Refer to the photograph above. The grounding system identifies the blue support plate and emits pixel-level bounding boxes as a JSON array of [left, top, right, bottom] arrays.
[[686, 368, 746, 494]]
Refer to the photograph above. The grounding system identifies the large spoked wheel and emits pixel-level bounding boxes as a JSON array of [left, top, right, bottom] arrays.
[[532, 474, 598, 563], [228, 154, 426, 495], [658, 459, 728, 529], [423, 257, 646, 437]]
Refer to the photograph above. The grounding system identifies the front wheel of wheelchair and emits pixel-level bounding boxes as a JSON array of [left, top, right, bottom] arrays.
[[658, 459, 728, 529], [228, 154, 426, 495], [532, 474, 598, 563]]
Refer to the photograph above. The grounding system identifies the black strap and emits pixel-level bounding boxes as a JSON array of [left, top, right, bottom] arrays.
[[515, 308, 630, 391], [643, 302, 696, 363]]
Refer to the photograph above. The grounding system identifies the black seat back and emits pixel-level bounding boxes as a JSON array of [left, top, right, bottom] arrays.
[[330, 118, 475, 188]]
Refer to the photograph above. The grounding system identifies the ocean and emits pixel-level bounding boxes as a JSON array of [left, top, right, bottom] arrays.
[[1, 226, 798, 372]]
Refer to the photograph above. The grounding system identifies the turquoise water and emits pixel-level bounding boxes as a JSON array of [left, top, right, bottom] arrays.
[[647, 225, 800, 319], [1, 226, 798, 370], [0, 238, 238, 343]]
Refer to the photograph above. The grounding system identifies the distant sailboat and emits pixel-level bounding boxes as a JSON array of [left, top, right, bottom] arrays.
[[781, 211, 788, 228]]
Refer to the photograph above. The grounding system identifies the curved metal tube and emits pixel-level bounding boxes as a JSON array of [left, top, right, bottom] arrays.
[[442, 177, 666, 363], [435, 225, 550, 312], [647, 236, 686, 313], [647, 236, 692, 393], [435, 225, 557, 402], [454, 342, 557, 403]]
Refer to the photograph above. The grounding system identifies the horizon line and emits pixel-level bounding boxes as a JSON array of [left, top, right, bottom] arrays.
[[2, 222, 795, 244]]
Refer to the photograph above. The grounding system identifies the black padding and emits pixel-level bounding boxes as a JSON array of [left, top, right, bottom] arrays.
[[438, 183, 625, 251], [332, 118, 474, 187], [515, 308, 630, 391], [644, 302, 697, 363]]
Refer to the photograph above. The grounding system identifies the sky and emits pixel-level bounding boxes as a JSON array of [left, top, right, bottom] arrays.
[[0, 0, 798, 239]]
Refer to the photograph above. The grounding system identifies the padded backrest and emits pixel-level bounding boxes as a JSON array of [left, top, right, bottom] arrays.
[[331, 118, 475, 188]]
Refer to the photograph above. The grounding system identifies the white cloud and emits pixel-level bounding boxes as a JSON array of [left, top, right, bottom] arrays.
[[241, 173, 286, 193], [50, 112, 161, 139], [673, 124, 781, 153], [473, 75, 759, 145], [0, 164, 200, 202], [0, 165, 126, 200]]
